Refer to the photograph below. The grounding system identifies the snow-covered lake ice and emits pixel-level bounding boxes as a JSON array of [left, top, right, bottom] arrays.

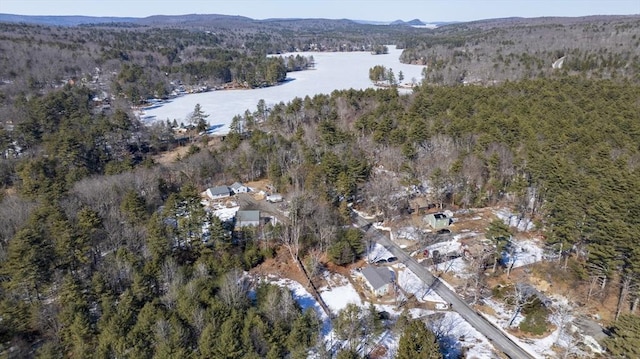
[[144, 46, 425, 134]]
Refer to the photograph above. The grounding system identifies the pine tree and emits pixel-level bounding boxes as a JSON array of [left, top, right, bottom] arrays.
[[215, 313, 244, 359], [604, 314, 640, 358], [396, 319, 442, 359], [190, 103, 209, 132]]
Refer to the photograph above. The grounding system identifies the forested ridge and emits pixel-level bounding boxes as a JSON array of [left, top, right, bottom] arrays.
[[1, 14, 640, 359], [399, 16, 640, 84]]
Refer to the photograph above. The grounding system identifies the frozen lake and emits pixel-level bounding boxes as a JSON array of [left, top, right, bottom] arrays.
[[144, 46, 425, 135]]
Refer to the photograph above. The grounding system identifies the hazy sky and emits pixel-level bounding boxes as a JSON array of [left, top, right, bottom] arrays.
[[1, 0, 638, 22]]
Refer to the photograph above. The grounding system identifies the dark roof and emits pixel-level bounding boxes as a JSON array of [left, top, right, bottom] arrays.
[[208, 185, 231, 196], [362, 266, 393, 290]]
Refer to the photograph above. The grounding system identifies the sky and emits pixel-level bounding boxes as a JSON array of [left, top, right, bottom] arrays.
[[0, 0, 638, 22]]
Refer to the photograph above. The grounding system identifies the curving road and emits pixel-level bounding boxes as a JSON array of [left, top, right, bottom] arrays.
[[352, 213, 536, 359]]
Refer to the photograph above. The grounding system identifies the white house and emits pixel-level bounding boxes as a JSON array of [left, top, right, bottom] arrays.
[[230, 182, 249, 194], [206, 186, 231, 200], [361, 266, 394, 297]]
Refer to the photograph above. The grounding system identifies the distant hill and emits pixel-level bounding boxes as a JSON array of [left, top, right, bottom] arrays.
[[0, 13, 451, 28], [353, 18, 452, 28], [0, 13, 138, 26]]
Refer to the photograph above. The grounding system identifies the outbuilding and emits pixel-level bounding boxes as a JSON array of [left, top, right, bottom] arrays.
[[425, 212, 450, 229]]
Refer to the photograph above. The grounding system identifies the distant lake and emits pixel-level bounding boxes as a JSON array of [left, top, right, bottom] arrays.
[[144, 46, 425, 135]]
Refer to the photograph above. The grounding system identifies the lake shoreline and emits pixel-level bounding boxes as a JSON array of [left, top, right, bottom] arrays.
[[144, 46, 426, 135]]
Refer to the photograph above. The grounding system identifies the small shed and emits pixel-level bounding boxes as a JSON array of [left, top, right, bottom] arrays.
[[236, 210, 260, 228], [361, 266, 394, 297], [206, 186, 231, 200], [425, 212, 450, 229], [266, 193, 283, 203], [230, 182, 249, 194]]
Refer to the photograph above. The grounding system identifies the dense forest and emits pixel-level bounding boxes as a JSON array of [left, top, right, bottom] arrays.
[[1, 14, 640, 359]]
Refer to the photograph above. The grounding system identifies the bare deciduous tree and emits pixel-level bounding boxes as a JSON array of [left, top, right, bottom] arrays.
[[219, 268, 249, 309]]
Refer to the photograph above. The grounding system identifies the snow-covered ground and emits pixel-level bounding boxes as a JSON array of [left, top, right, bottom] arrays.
[[268, 270, 504, 359], [494, 208, 535, 232], [210, 206, 239, 221], [268, 277, 331, 334], [394, 263, 446, 304], [366, 242, 394, 263], [508, 239, 545, 269], [480, 297, 590, 359], [395, 226, 421, 241], [143, 46, 425, 134], [319, 273, 363, 314]]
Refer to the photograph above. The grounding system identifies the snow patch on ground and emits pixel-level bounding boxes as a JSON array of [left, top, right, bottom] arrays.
[[480, 298, 562, 359], [366, 242, 395, 263], [319, 274, 363, 314], [396, 264, 446, 304], [211, 206, 239, 221], [395, 226, 420, 241], [510, 239, 545, 268], [436, 312, 495, 359], [494, 208, 535, 232]]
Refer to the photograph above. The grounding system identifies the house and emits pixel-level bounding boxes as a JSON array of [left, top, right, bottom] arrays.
[[230, 182, 249, 194], [235, 210, 260, 228], [361, 266, 394, 297], [425, 212, 450, 230], [206, 186, 231, 200]]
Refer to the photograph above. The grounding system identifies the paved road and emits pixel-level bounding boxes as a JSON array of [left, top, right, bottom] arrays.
[[352, 213, 536, 359]]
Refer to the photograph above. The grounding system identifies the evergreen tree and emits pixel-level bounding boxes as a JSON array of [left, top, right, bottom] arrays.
[[190, 103, 209, 132], [215, 313, 244, 359], [604, 314, 640, 358], [121, 189, 148, 224], [396, 319, 442, 359]]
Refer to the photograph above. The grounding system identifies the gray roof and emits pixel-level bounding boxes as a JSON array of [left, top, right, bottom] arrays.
[[208, 185, 231, 196], [236, 210, 260, 222], [230, 182, 245, 190], [362, 266, 393, 290]]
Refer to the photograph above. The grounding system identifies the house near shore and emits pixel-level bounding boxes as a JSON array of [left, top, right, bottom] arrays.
[[206, 185, 232, 200], [361, 266, 394, 297]]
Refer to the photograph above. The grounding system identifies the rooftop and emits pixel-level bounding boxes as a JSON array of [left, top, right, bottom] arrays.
[[208, 185, 231, 196], [361, 266, 393, 290], [236, 210, 260, 222]]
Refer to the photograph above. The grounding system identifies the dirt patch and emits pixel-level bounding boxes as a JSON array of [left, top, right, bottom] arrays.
[[245, 179, 272, 193], [250, 247, 309, 286], [153, 144, 192, 165], [152, 136, 223, 165]]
